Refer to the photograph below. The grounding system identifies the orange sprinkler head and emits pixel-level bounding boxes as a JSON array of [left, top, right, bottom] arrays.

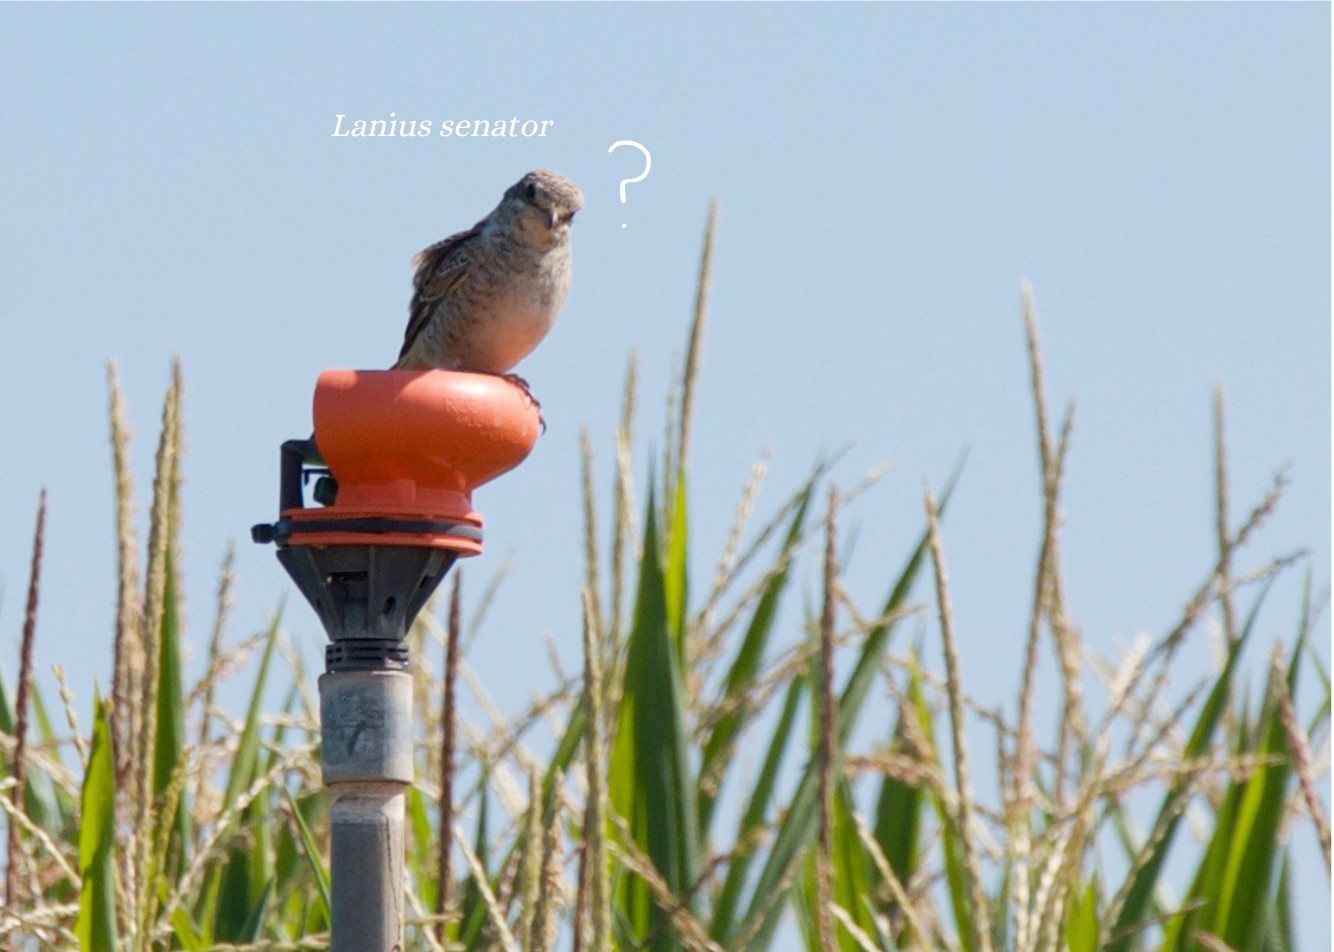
[[285, 370, 542, 552], [252, 370, 542, 655], [315, 369, 542, 505]]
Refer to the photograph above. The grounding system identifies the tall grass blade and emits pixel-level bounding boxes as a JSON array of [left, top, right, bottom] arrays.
[[665, 473, 690, 657], [453, 766, 492, 949], [871, 671, 926, 937], [709, 675, 806, 941], [169, 910, 204, 952], [908, 649, 973, 952], [285, 788, 331, 922], [1270, 857, 1293, 952], [266, 683, 305, 913], [729, 463, 962, 951], [197, 616, 278, 940], [0, 675, 69, 838], [406, 786, 435, 908], [583, 587, 612, 952], [698, 481, 815, 837], [1107, 579, 1272, 952], [77, 693, 119, 952], [830, 779, 877, 951], [1064, 879, 1099, 952], [609, 480, 699, 952], [153, 547, 189, 881], [1209, 650, 1297, 949], [237, 877, 275, 943], [473, 692, 590, 941]]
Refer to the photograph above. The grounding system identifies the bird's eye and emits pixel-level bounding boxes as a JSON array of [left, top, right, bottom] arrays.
[[524, 183, 537, 201]]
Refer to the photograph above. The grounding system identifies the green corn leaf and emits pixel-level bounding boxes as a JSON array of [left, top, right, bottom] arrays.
[[1212, 649, 1297, 949], [831, 778, 877, 951], [258, 677, 298, 901], [1108, 576, 1272, 952], [227, 617, 279, 807], [609, 478, 699, 952], [457, 699, 583, 948], [1064, 879, 1099, 952], [304, 887, 330, 935], [1300, 572, 1329, 735], [285, 788, 331, 922], [794, 852, 820, 951], [198, 615, 279, 939], [170, 909, 205, 952], [709, 676, 806, 940], [1270, 856, 1293, 952], [76, 692, 118, 952], [1305, 641, 1329, 736], [1159, 725, 1250, 951], [33, 684, 81, 860], [1158, 579, 1295, 952], [665, 470, 690, 659], [405, 785, 434, 907], [992, 862, 1011, 952], [271, 824, 299, 922], [1107, 797, 1177, 927], [0, 674, 74, 838], [728, 460, 961, 952], [698, 479, 815, 838], [910, 652, 973, 952], [154, 546, 190, 877], [269, 689, 306, 903], [238, 877, 275, 943], [31, 674, 59, 743], [194, 868, 221, 947], [871, 690, 924, 921], [455, 765, 492, 949]]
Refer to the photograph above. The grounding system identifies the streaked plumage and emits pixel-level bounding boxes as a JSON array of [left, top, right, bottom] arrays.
[[394, 170, 583, 376]]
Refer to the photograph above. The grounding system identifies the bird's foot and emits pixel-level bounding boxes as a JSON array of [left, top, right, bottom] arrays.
[[499, 373, 546, 433]]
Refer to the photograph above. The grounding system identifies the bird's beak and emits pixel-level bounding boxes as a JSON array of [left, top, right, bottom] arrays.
[[547, 208, 559, 228]]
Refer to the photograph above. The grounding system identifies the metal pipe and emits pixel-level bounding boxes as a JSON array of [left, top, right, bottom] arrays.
[[320, 670, 414, 952], [329, 783, 406, 952]]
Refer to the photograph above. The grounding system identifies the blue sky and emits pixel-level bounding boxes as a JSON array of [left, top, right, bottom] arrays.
[[0, 2, 1328, 944]]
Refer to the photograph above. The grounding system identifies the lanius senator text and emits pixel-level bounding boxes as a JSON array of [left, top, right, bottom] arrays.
[[331, 114, 555, 138]]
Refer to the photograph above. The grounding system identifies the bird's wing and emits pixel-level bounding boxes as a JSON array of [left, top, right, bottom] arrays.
[[396, 220, 487, 365]]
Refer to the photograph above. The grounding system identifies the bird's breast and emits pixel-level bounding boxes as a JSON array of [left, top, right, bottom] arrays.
[[447, 245, 570, 373]]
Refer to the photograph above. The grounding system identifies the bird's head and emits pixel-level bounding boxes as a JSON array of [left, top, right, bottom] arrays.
[[504, 170, 583, 244]]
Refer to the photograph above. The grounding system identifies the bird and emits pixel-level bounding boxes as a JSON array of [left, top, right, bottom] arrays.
[[393, 170, 583, 422]]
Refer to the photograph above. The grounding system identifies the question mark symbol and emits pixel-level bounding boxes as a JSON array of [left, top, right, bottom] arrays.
[[608, 140, 651, 229]]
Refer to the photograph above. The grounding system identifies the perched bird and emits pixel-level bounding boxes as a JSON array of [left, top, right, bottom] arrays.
[[394, 170, 583, 403], [303, 172, 580, 499]]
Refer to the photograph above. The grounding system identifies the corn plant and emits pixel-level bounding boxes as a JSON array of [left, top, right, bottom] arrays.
[[0, 206, 1327, 952]]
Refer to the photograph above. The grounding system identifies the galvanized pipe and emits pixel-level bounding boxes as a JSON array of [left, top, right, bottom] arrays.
[[320, 670, 414, 952]]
